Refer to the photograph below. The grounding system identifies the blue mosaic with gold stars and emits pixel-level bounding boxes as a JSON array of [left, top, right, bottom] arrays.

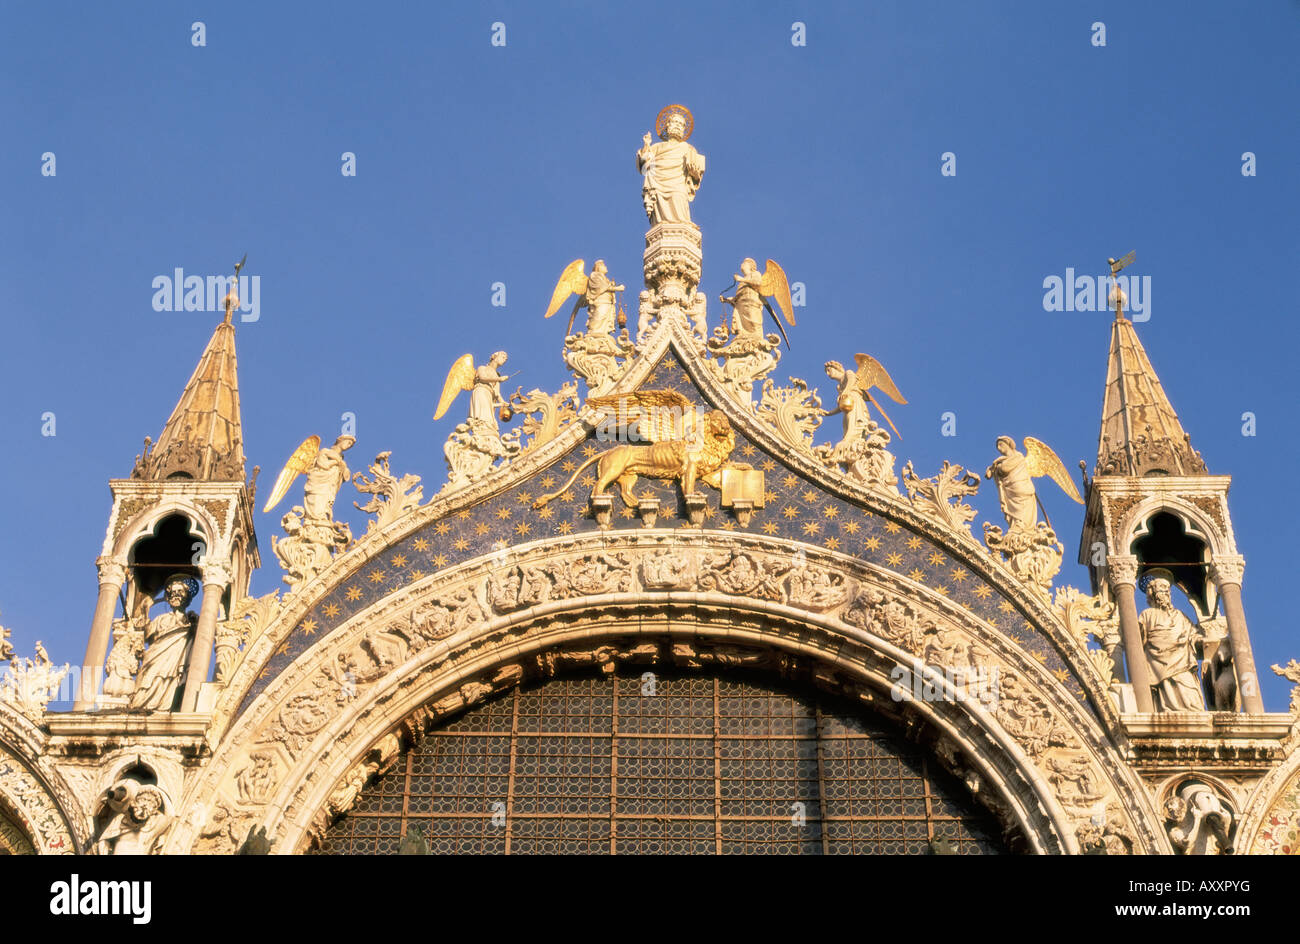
[[237, 351, 1097, 721]]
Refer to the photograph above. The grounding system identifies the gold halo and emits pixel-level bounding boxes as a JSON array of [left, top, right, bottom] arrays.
[[656, 104, 694, 141]]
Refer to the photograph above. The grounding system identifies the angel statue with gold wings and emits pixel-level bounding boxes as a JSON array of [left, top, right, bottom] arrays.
[[719, 258, 795, 345], [984, 436, 1083, 536], [263, 434, 356, 525], [434, 352, 511, 435], [533, 390, 748, 511], [824, 353, 907, 442], [544, 260, 626, 336]]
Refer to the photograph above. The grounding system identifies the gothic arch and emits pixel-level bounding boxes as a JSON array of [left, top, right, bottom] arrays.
[[171, 532, 1168, 855], [109, 499, 225, 563], [0, 708, 80, 854], [1116, 494, 1234, 559]]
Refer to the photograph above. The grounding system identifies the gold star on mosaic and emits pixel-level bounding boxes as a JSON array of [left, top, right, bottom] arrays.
[[703, 504, 716, 519], [415, 537, 432, 550], [517, 492, 533, 504], [409, 569, 425, 580], [865, 537, 881, 551], [761, 521, 778, 535], [580, 475, 595, 488], [1030, 652, 1048, 665], [645, 370, 659, 384], [972, 585, 993, 600], [516, 522, 531, 537], [741, 444, 756, 457], [998, 601, 1015, 614], [822, 505, 838, 519], [843, 520, 860, 535], [368, 571, 386, 584], [583, 444, 598, 458], [933, 585, 950, 596], [274, 640, 290, 657], [782, 506, 799, 519], [562, 460, 577, 472], [1053, 668, 1070, 682], [761, 459, 776, 472], [1010, 633, 1026, 646], [906, 536, 922, 550], [949, 569, 968, 583], [802, 489, 819, 502], [557, 521, 573, 535], [538, 506, 554, 520], [1022, 621, 1034, 632], [494, 507, 512, 520], [323, 603, 341, 618], [432, 554, 448, 567], [452, 538, 468, 551], [884, 522, 902, 534], [541, 475, 555, 488], [301, 618, 318, 635], [345, 586, 362, 601], [560, 491, 575, 503], [720, 520, 736, 531], [908, 568, 925, 583], [886, 552, 903, 567], [782, 474, 798, 489], [621, 507, 636, 519], [801, 521, 820, 536], [391, 553, 408, 568], [824, 536, 841, 550], [764, 490, 777, 504], [927, 552, 944, 567], [961, 601, 974, 610], [433, 524, 449, 537], [457, 510, 471, 520]]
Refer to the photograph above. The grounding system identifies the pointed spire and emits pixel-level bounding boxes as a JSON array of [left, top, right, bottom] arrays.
[[132, 274, 246, 481], [1094, 258, 1205, 477]]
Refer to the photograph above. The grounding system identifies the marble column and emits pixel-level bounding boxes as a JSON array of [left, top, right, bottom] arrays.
[[75, 556, 127, 709], [181, 561, 231, 712], [1210, 555, 1265, 714], [1108, 555, 1154, 713]]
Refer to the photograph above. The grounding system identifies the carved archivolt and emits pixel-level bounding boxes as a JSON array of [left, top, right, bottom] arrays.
[[0, 752, 76, 854], [171, 531, 1165, 855]]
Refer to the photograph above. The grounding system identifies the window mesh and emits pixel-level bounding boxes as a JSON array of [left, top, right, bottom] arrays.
[[312, 670, 1009, 854]]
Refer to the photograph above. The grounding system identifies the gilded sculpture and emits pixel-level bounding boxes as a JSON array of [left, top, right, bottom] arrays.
[[435, 351, 524, 489], [264, 434, 357, 594]]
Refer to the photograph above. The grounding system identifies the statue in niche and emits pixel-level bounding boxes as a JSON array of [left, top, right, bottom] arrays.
[[1139, 574, 1206, 712], [1164, 780, 1234, 854], [129, 575, 198, 711], [637, 105, 705, 225], [95, 780, 174, 855]]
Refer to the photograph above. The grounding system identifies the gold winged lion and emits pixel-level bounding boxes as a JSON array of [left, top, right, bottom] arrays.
[[532, 390, 749, 509]]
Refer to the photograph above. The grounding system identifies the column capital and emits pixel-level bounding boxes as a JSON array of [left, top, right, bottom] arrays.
[[1209, 555, 1245, 588], [1106, 554, 1139, 589], [95, 555, 128, 587], [200, 561, 233, 588]]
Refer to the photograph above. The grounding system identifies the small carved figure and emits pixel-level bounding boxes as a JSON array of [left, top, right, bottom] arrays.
[[637, 105, 705, 224], [823, 354, 907, 442], [1164, 781, 1234, 854], [1139, 575, 1206, 712], [129, 576, 198, 711], [435, 352, 511, 434], [96, 781, 173, 855]]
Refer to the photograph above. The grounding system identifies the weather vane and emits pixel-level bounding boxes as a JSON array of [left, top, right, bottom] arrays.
[[223, 253, 247, 324], [1106, 250, 1134, 321]]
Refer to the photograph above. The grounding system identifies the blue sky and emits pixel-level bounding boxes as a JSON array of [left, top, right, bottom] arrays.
[[2, 2, 1296, 707]]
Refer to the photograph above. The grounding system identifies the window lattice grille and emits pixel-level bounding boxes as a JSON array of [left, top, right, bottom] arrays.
[[312, 671, 1009, 854]]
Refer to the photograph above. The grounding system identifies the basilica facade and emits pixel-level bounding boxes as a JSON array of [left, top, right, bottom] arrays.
[[2, 106, 1298, 855]]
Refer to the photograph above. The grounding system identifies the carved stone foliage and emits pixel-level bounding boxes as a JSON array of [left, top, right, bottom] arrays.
[[504, 383, 580, 450], [0, 643, 69, 721], [983, 521, 1064, 602], [707, 329, 782, 401], [1054, 586, 1119, 688], [901, 460, 981, 537], [441, 420, 523, 493], [1098, 428, 1206, 477], [815, 421, 897, 494], [755, 377, 823, 451], [0, 757, 75, 853], [351, 452, 423, 535], [215, 591, 281, 685], [1272, 660, 1300, 715], [564, 333, 635, 398], [0, 619, 11, 663]]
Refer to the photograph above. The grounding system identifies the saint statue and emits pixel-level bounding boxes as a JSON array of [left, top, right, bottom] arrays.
[[1139, 576, 1206, 711], [637, 105, 705, 225], [129, 575, 198, 711]]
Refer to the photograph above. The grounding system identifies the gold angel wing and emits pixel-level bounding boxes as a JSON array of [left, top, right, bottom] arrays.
[[434, 353, 476, 421], [758, 259, 795, 326], [852, 353, 907, 404], [1023, 436, 1084, 504], [585, 389, 692, 442], [262, 435, 321, 513], [543, 259, 588, 319]]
